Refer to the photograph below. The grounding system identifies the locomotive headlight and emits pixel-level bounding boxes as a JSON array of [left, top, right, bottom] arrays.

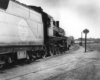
[[18, 20, 28, 41]]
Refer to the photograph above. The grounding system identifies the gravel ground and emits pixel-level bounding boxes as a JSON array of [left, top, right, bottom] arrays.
[[45, 47, 100, 80], [45, 61, 100, 80], [1, 46, 100, 80]]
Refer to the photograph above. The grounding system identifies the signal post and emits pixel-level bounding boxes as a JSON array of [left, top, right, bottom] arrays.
[[83, 29, 89, 52]]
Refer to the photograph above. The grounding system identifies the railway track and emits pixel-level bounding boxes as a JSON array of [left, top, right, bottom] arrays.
[[0, 45, 79, 80], [38, 45, 79, 61], [0, 45, 79, 70]]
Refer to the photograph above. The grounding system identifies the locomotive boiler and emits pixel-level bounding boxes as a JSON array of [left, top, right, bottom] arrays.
[[0, 0, 72, 68]]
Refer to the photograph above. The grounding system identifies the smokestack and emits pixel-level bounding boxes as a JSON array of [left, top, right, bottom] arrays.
[[53, 21, 56, 26], [56, 21, 59, 27]]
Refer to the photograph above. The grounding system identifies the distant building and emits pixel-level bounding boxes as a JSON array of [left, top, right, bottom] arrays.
[[75, 39, 94, 44]]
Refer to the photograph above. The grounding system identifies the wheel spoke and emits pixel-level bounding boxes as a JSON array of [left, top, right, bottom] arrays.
[[0, 61, 5, 69], [50, 49, 53, 56], [42, 54, 46, 59], [57, 48, 60, 54], [42, 51, 47, 58], [7, 57, 12, 64], [26, 54, 30, 60], [49, 47, 53, 56], [0, 63, 4, 69], [0, 64, 3, 69], [31, 55, 35, 61]]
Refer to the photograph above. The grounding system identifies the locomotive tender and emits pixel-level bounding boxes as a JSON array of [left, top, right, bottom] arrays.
[[0, 0, 70, 68]]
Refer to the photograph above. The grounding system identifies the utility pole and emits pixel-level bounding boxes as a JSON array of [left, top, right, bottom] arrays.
[[83, 29, 89, 52], [85, 33, 87, 52], [81, 32, 83, 46]]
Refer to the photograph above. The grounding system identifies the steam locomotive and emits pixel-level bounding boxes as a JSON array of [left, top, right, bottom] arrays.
[[0, 0, 73, 68]]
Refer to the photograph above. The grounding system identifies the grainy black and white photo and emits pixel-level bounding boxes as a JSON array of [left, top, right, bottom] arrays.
[[0, 0, 100, 80]]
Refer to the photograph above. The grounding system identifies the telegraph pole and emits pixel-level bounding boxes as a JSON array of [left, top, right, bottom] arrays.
[[81, 32, 83, 46], [83, 29, 89, 52], [85, 33, 87, 52]]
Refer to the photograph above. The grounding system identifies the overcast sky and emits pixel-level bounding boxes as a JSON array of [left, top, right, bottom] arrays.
[[17, 0, 100, 39]]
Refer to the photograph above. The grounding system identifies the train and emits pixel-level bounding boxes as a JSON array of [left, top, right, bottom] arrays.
[[0, 0, 74, 68]]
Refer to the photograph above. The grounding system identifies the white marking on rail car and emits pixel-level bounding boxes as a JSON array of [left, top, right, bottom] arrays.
[[18, 20, 28, 41]]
